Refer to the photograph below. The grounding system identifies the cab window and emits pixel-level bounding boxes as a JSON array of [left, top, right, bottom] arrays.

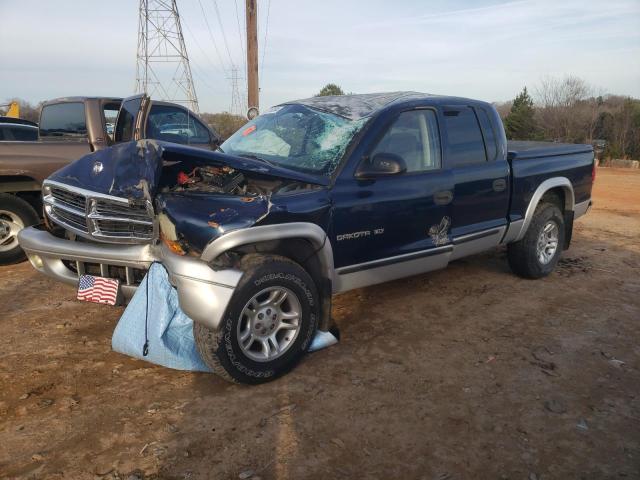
[[476, 108, 498, 161], [39, 103, 87, 138], [443, 107, 487, 166], [146, 105, 211, 145], [370, 109, 441, 172]]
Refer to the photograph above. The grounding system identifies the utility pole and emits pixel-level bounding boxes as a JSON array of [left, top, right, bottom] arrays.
[[246, 0, 259, 118], [135, 0, 199, 113]]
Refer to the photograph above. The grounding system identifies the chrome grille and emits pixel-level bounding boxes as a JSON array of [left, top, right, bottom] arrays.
[[52, 207, 87, 232], [92, 218, 155, 240], [43, 181, 155, 243], [49, 187, 89, 233], [51, 187, 85, 210], [94, 199, 151, 221]]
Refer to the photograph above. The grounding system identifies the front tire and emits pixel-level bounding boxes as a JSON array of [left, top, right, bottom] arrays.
[[194, 255, 319, 384], [508, 202, 565, 279], [0, 194, 40, 265]]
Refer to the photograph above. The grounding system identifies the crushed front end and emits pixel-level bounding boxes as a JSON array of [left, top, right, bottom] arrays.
[[18, 139, 327, 330]]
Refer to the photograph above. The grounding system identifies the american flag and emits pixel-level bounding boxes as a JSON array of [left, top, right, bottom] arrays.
[[77, 275, 119, 305]]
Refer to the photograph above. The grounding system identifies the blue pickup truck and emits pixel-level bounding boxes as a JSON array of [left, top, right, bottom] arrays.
[[18, 92, 594, 383]]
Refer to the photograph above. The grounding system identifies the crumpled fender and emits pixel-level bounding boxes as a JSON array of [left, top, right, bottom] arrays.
[[157, 193, 273, 253]]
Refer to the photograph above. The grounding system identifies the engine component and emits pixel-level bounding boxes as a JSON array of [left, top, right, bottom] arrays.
[[172, 166, 245, 194]]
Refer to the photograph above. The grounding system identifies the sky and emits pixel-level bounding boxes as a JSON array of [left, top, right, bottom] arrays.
[[1, 0, 639, 114]]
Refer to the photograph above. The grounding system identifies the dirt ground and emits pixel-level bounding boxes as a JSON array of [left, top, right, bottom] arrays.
[[1, 168, 639, 480]]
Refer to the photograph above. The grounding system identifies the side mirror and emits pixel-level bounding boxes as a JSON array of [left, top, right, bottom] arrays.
[[210, 134, 221, 150], [356, 152, 406, 179]]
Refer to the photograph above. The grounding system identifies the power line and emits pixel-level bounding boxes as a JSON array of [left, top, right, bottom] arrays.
[[181, 17, 224, 74], [260, 0, 271, 81], [234, 0, 247, 74], [211, 0, 236, 69], [196, 0, 230, 74]]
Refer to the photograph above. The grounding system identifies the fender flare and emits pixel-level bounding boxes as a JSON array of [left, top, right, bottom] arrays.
[[507, 177, 575, 243], [200, 222, 335, 282]]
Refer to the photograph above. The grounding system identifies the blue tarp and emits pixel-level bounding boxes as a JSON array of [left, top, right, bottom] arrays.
[[112, 263, 337, 372], [112, 263, 211, 371]]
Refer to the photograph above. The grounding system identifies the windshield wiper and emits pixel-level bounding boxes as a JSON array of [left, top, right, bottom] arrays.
[[238, 153, 277, 167]]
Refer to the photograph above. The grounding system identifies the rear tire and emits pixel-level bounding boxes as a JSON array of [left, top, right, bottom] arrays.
[[508, 202, 565, 279], [0, 194, 39, 265], [194, 255, 319, 384]]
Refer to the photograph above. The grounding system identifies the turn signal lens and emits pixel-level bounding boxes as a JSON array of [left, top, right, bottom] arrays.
[[29, 254, 44, 269], [161, 233, 186, 256]]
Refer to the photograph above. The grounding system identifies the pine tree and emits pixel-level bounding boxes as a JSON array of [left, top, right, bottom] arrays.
[[316, 84, 345, 97], [504, 87, 538, 140]]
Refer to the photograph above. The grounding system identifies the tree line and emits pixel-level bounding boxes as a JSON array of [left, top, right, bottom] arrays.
[[499, 76, 640, 160]]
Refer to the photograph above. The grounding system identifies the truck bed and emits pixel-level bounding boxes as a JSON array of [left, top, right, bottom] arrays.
[[508, 141, 593, 160]]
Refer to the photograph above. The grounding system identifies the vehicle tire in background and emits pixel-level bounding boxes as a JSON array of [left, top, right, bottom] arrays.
[[194, 254, 319, 384], [507, 201, 565, 279], [0, 194, 39, 265]]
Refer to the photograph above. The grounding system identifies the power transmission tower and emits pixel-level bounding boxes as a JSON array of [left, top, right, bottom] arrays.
[[228, 66, 245, 116], [135, 0, 200, 113]]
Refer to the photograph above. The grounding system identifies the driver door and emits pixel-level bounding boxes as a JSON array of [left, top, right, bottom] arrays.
[[331, 108, 454, 289]]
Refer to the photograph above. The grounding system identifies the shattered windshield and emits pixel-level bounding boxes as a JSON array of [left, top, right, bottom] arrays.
[[220, 104, 365, 176]]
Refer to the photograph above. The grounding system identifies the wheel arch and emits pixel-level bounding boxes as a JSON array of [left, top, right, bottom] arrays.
[[200, 223, 335, 331], [510, 177, 575, 243]]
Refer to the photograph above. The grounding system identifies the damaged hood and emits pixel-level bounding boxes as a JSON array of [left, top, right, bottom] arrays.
[[49, 140, 329, 201]]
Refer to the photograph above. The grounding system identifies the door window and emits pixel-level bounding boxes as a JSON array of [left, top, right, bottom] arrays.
[[114, 96, 142, 143], [0, 125, 38, 141], [476, 108, 498, 161], [370, 110, 441, 172], [103, 102, 120, 141], [444, 107, 487, 166], [39, 102, 87, 138], [146, 105, 211, 145]]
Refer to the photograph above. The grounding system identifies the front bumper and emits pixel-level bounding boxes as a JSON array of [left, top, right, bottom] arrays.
[[17, 226, 243, 331]]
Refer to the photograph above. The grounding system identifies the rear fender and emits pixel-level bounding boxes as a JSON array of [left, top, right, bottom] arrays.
[[503, 177, 575, 243]]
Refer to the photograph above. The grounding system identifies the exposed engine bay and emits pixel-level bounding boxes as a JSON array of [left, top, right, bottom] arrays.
[[162, 164, 313, 197], [172, 166, 248, 194]]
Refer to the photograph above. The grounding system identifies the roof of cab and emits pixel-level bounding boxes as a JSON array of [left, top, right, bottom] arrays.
[[283, 91, 487, 120], [41, 96, 123, 106]]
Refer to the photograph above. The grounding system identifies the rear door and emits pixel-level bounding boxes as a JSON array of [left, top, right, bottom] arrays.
[[442, 105, 509, 258]]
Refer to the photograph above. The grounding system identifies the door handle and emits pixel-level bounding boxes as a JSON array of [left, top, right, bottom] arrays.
[[434, 190, 453, 205], [492, 178, 507, 192]]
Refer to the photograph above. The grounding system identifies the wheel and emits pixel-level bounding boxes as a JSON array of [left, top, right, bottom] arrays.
[[0, 194, 40, 265], [507, 202, 565, 279], [194, 255, 319, 384]]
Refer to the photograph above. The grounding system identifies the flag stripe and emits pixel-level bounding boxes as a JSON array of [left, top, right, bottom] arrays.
[[77, 274, 119, 305]]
